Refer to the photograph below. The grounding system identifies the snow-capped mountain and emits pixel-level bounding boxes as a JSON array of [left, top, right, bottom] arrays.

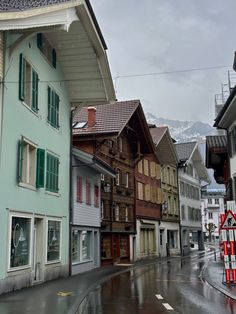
[[146, 112, 217, 142]]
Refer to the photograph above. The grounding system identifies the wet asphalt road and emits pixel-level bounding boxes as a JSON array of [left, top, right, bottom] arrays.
[[78, 251, 236, 314]]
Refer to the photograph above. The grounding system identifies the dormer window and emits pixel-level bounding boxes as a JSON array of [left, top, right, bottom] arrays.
[[37, 33, 56, 68]]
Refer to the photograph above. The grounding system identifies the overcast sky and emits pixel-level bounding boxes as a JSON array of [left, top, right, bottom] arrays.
[[90, 0, 236, 125]]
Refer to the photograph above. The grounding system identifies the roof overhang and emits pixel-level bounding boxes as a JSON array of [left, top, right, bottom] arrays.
[[1, 0, 116, 106], [214, 87, 236, 129], [72, 147, 116, 177], [192, 147, 211, 184]]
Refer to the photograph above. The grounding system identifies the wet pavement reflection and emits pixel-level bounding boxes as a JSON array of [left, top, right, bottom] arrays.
[[78, 251, 236, 314]]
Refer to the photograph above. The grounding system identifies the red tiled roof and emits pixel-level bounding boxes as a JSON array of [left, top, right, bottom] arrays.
[[73, 100, 140, 136]]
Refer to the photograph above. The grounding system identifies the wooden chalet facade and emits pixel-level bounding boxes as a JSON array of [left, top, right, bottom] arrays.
[[135, 155, 162, 259], [73, 100, 156, 265], [149, 126, 180, 257]]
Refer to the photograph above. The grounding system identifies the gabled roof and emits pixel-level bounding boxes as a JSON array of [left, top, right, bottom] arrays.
[[72, 147, 116, 177], [0, 0, 115, 105], [176, 141, 210, 183], [149, 126, 167, 145], [73, 100, 157, 155], [73, 100, 140, 136], [149, 126, 178, 165], [175, 141, 197, 163]]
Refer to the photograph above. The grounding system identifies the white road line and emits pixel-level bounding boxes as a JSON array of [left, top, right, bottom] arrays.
[[155, 294, 163, 300], [162, 303, 174, 310]]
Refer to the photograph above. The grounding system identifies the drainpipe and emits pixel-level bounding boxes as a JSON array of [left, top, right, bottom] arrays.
[[69, 107, 75, 276]]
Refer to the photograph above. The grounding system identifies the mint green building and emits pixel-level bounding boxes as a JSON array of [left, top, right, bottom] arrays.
[[0, 0, 115, 293]]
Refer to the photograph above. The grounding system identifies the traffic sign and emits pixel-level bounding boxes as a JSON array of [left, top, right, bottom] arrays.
[[220, 210, 236, 230]]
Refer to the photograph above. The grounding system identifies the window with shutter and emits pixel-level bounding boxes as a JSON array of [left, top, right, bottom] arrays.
[[94, 185, 99, 207], [76, 177, 83, 203], [46, 153, 59, 193], [18, 137, 37, 187], [86, 180, 91, 205], [138, 160, 143, 174], [137, 182, 144, 200], [36, 148, 45, 188], [156, 164, 161, 180], [37, 33, 57, 68], [47, 86, 60, 129], [150, 162, 156, 178], [19, 54, 39, 112], [145, 184, 151, 201], [144, 159, 149, 176]]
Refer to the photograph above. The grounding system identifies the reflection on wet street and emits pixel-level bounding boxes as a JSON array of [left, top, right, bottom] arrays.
[[77, 251, 236, 314]]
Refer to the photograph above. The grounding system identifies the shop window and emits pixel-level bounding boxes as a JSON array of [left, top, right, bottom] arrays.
[[47, 220, 61, 262], [10, 216, 31, 269], [72, 230, 91, 263]]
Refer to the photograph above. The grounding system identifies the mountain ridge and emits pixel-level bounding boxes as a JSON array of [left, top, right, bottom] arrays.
[[145, 112, 217, 142]]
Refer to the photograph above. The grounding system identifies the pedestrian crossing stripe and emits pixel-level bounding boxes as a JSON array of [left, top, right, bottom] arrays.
[[220, 210, 236, 230]]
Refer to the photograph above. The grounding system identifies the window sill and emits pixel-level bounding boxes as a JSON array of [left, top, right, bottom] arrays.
[[18, 182, 36, 191], [45, 190, 60, 197], [72, 259, 93, 266], [21, 101, 39, 118], [46, 121, 60, 133], [45, 260, 61, 265], [7, 265, 31, 273]]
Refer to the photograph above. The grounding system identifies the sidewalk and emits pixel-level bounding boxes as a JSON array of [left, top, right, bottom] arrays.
[[202, 258, 236, 300]]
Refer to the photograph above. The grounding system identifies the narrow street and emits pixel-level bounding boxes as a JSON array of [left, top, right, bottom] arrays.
[[78, 251, 236, 314]]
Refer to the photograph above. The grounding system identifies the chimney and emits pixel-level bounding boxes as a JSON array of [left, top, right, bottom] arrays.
[[87, 107, 97, 127]]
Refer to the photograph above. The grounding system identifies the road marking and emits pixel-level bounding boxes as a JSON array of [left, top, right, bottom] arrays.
[[162, 303, 174, 310], [155, 294, 163, 300]]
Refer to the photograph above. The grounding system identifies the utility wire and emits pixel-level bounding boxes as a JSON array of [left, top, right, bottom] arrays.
[[1, 64, 231, 84]]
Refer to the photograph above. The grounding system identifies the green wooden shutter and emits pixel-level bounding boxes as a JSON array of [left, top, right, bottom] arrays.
[[52, 48, 56, 68], [19, 54, 25, 101], [36, 148, 45, 188], [17, 139, 23, 182], [47, 86, 51, 122], [52, 90, 56, 127], [55, 93, 59, 128], [32, 70, 39, 112], [55, 157, 59, 192], [37, 33, 43, 50]]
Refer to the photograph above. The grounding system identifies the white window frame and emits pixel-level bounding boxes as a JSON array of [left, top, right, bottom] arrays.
[[19, 137, 37, 190], [8, 212, 33, 272], [72, 229, 93, 265], [45, 218, 62, 264]]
